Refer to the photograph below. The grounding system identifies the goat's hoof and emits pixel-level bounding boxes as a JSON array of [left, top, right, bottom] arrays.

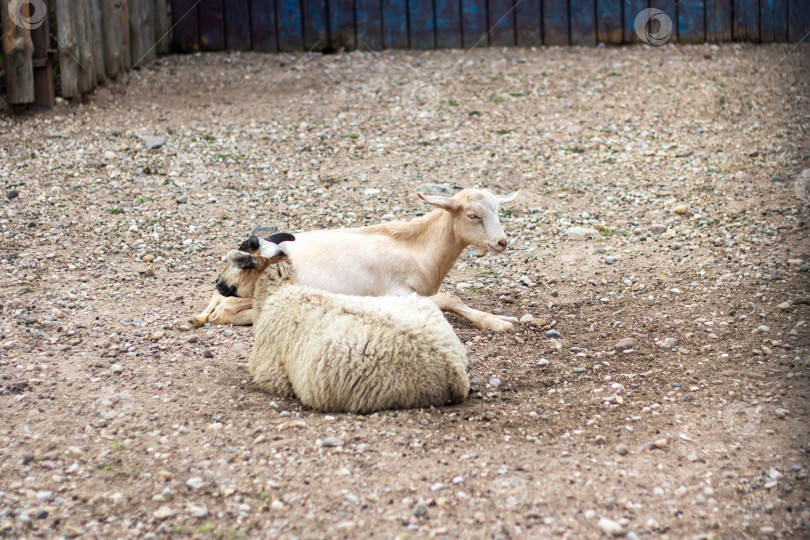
[[188, 315, 206, 327], [480, 319, 514, 332], [498, 315, 519, 323]]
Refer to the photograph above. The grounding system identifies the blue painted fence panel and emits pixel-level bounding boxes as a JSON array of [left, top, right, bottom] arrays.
[[461, 0, 488, 47], [436, 0, 463, 48], [596, 0, 622, 44], [678, 0, 705, 43], [172, 0, 807, 52]]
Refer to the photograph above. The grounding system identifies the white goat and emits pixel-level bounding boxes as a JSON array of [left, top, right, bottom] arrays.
[[192, 188, 518, 331], [243, 240, 470, 414]]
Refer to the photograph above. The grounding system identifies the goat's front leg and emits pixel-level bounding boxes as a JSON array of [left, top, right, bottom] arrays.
[[207, 297, 254, 326], [189, 292, 225, 327], [429, 293, 517, 332]]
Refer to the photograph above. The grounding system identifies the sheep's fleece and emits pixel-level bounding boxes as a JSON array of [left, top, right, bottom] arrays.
[[249, 286, 470, 414]]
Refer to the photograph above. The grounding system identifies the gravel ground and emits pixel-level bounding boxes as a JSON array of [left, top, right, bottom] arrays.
[[1, 43, 809, 539]]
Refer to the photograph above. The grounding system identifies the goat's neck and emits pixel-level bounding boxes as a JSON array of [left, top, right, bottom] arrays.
[[412, 209, 468, 294]]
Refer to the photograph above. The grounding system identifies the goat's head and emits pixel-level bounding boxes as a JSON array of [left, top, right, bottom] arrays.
[[418, 188, 518, 254], [216, 233, 295, 298]]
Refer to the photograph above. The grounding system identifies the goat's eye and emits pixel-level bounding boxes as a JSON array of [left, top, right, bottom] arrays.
[[467, 213, 477, 220]]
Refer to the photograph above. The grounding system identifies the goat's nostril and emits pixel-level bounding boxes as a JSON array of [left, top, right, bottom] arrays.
[[498, 239, 508, 247]]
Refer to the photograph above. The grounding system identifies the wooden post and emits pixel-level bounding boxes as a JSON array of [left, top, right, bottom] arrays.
[[129, 0, 156, 67], [102, 0, 124, 78], [75, 0, 97, 93], [90, 0, 106, 84], [154, 0, 170, 54], [56, 0, 79, 98], [1, 0, 36, 104], [121, 0, 131, 69], [142, 0, 156, 62], [128, 0, 144, 65], [30, 0, 55, 108]]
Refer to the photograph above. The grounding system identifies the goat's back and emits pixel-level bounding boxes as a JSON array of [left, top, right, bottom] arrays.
[[249, 286, 470, 414]]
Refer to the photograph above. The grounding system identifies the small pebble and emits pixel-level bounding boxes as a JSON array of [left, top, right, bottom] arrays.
[[203, 350, 214, 358], [546, 329, 561, 338], [489, 378, 501, 387], [597, 516, 625, 536], [614, 337, 634, 351], [318, 436, 344, 448]]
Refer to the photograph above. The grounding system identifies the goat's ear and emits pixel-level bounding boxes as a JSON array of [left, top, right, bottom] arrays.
[[497, 191, 519, 204], [418, 192, 461, 212], [258, 240, 284, 259], [238, 234, 261, 252], [267, 232, 295, 244], [227, 250, 259, 269]]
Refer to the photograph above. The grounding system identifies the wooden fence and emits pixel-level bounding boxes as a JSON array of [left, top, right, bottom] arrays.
[[171, 0, 810, 52], [1, 0, 170, 107], [3, 0, 810, 107]]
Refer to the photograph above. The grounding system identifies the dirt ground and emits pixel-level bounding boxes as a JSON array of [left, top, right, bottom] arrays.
[[1, 43, 809, 539]]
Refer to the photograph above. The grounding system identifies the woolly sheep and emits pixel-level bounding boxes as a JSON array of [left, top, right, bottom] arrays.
[[237, 239, 470, 414]]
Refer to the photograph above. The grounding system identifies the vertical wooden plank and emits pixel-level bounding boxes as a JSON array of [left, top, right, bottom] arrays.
[[678, 0, 705, 43], [706, 0, 731, 40], [302, 0, 327, 49], [733, 0, 759, 41], [570, 0, 596, 45], [488, 0, 515, 47], [759, 0, 785, 42], [102, 0, 123, 77], [140, 0, 156, 61], [225, 0, 252, 49], [357, 0, 383, 50], [199, 0, 225, 50], [90, 0, 107, 83], [329, 0, 355, 50], [30, 1, 55, 108], [128, 0, 144, 60], [623, 0, 647, 43], [382, 0, 407, 48], [56, 0, 79, 97], [409, 0, 435, 49], [596, 0, 622, 44], [76, 0, 97, 92], [121, 0, 132, 69], [251, 0, 278, 52], [788, 0, 810, 42], [515, 0, 541, 46], [1, 0, 35, 103], [154, 0, 170, 53], [543, 0, 568, 45], [461, 0, 488, 47], [276, 0, 304, 51], [650, 0, 676, 42], [170, 0, 199, 51], [435, 0, 462, 48]]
